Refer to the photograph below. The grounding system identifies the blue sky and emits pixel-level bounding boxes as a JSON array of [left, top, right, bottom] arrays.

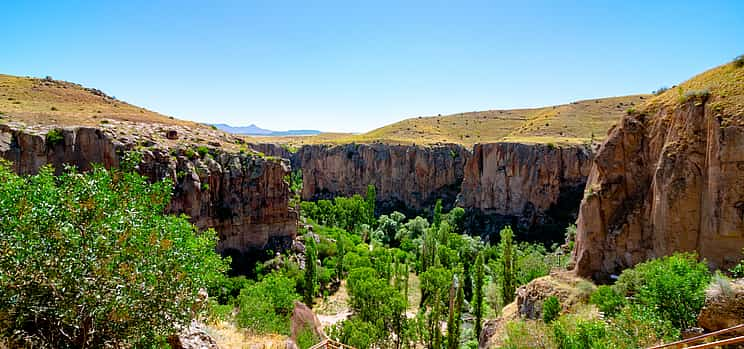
[[1, 1, 742, 132]]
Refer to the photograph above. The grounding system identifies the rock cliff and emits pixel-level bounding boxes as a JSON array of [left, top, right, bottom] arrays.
[[573, 62, 744, 280], [460, 142, 592, 241], [295, 143, 470, 215], [0, 124, 297, 271], [292, 141, 593, 243]]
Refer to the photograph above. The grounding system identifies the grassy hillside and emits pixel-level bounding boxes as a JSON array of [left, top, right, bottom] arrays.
[[642, 57, 744, 125], [254, 95, 649, 147], [0, 74, 248, 151]]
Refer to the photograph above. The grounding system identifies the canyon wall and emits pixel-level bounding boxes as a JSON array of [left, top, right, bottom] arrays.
[[295, 143, 470, 215], [573, 100, 744, 280], [0, 125, 297, 271], [294, 142, 593, 242], [460, 143, 592, 242]]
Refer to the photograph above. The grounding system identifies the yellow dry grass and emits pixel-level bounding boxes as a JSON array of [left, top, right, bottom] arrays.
[[249, 95, 648, 147]]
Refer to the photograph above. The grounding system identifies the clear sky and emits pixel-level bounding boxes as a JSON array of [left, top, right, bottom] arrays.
[[2, 1, 742, 133]]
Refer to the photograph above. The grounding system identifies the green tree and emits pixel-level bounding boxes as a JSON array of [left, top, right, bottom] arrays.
[[473, 253, 485, 338], [237, 273, 300, 334], [614, 252, 710, 329], [432, 199, 443, 229], [365, 184, 376, 225], [335, 237, 346, 280], [0, 161, 227, 347], [447, 275, 464, 349], [542, 296, 561, 323], [303, 235, 318, 306], [498, 226, 517, 305]]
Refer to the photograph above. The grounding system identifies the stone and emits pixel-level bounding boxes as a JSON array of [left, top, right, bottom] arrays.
[[573, 98, 744, 280], [166, 129, 179, 140], [290, 301, 324, 341], [167, 321, 219, 349], [698, 278, 744, 333]]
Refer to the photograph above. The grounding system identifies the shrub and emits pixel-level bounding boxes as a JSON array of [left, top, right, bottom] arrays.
[[734, 54, 744, 68], [653, 86, 669, 95], [45, 128, 64, 147], [590, 285, 625, 317], [0, 160, 228, 347], [184, 148, 197, 159], [236, 273, 299, 335], [613, 252, 710, 330], [196, 145, 210, 158], [542, 296, 560, 323], [680, 89, 711, 103], [729, 249, 744, 277]]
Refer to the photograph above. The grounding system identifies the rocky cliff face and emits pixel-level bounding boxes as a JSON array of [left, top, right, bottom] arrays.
[[295, 143, 470, 215], [293, 142, 593, 242], [460, 142, 592, 241], [0, 124, 297, 271], [573, 99, 744, 280]]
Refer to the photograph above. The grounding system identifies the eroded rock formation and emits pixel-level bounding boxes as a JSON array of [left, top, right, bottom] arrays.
[[460, 143, 592, 241], [295, 143, 470, 215], [573, 99, 744, 280], [0, 124, 298, 267]]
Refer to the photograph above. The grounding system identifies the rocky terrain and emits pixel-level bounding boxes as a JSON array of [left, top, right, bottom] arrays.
[[290, 141, 592, 242], [0, 76, 298, 272], [573, 61, 744, 280], [295, 143, 470, 215]]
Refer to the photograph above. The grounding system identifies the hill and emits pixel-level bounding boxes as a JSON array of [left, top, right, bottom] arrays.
[[0, 74, 246, 152], [213, 123, 321, 136], [253, 95, 649, 147]]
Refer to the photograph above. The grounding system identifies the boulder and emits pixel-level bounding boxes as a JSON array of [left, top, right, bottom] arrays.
[[290, 301, 324, 341], [698, 278, 744, 333], [168, 321, 219, 349]]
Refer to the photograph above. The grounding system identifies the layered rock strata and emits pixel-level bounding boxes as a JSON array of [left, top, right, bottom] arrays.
[[0, 124, 298, 264]]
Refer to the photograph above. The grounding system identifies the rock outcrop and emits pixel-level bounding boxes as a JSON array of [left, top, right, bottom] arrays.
[[460, 142, 592, 241], [0, 124, 298, 270], [698, 278, 744, 333], [295, 143, 470, 214], [573, 82, 744, 280]]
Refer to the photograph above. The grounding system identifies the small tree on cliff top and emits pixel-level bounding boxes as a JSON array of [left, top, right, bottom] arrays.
[[0, 159, 228, 348]]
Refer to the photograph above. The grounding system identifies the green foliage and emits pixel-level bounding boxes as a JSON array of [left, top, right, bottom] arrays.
[[729, 249, 744, 277], [346, 267, 407, 347], [542, 296, 560, 323], [0, 162, 228, 347], [498, 226, 517, 305], [196, 145, 210, 158], [365, 184, 376, 225], [552, 317, 609, 349], [432, 199, 443, 229], [590, 285, 625, 317], [209, 276, 252, 305], [301, 194, 371, 233], [45, 128, 64, 147], [296, 327, 322, 349], [473, 253, 485, 338], [614, 252, 710, 330], [236, 273, 299, 335], [184, 147, 197, 159], [303, 235, 318, 306]]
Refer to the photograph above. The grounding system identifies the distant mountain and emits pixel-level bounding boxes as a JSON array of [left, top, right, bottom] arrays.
[[212, 123, 321, 136]]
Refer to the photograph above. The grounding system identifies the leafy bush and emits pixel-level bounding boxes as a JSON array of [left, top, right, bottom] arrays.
[[552, 317, 609, 349], [196, 145, 210, 158], [0, 160, 227, 347], [45, 128, 64, 147], [236, 273, 299, 334], [729, 249, 744, 277], [590, 285, 625, 317], [542, 296, 560, 323], [613, 253, 710, 329]]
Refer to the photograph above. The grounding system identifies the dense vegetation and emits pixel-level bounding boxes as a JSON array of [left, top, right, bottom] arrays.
[[0, 157, 228, 348], [215, 184, 568, 349]]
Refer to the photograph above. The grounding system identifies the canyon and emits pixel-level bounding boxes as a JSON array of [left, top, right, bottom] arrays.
[[0, 124, 298, 273], [291, 141, 592, 242]]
